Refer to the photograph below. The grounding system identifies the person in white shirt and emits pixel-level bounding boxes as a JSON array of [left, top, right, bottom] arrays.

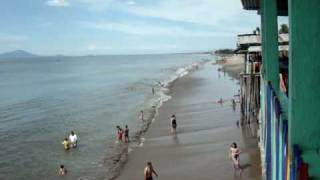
[[69, 131, 78, 148]]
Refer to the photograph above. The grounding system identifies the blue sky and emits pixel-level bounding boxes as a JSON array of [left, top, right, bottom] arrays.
[[0, 0, 271, 55]]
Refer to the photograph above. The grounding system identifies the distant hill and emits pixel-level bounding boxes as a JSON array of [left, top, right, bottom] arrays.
[[0, 50, 38, 59]]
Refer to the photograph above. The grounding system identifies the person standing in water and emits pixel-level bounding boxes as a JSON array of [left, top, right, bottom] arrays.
[[116, 126, 123, 142], [62, 138, 70, 151], [124, 125, 130, 143], [144, 162, 158, 180], [58, 165, 67, 176], [68, 131, 78, 148], [229, 142, 242, 174], [152, 87, 155, 96], [139, 110, 144, 121], [170, 114, 177, 134]]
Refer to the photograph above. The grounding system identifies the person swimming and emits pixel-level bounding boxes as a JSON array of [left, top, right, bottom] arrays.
[[217, 98, 224, 104]]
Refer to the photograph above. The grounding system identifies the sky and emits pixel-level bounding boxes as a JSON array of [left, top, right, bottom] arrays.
[[0, 0, 269, 55]]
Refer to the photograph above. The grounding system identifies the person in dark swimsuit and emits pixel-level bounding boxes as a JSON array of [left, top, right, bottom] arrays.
[[144, 162, 158, 180], [124, 125, 129, 143], [139, 110, 144, 121], [171, 114, 177, 134]]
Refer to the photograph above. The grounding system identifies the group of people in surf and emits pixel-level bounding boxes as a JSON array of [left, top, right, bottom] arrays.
[[58, 130, 78, 176], [116, 125, 130, 143]]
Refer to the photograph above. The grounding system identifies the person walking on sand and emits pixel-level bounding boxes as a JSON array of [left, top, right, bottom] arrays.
[[229, 142, 242, 174], [232, 98, 236, 112], [124, 125, 130, 143], [58, 165, 67, 176], [139, 110, 144, 121], [144, 162, 158, 180], [68, 131, 78, 148], [170, 114, 177, 134], [116, 126, 123, 142]]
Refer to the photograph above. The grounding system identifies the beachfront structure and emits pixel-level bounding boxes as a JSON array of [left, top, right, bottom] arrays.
[[240, 0, 320, 179], [236, 33, 262, 124], [236, 32, 288, 125]]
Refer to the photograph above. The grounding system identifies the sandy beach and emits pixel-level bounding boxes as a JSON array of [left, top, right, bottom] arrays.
[[116, 62, 261, 180], [217, 54, 245, 80]]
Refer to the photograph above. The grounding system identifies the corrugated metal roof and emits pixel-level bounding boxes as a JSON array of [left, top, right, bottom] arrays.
[[248, 45, 289, 53], [241, 0, 260, 10], [240, 0, 288, 16]]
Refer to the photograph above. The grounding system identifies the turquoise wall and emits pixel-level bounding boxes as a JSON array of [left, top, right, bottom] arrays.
[[261, 0, 279, 94], [289, 0, 320, 178]]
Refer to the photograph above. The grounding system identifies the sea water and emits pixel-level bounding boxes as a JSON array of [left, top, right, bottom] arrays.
[[0, 53, 214, 180]]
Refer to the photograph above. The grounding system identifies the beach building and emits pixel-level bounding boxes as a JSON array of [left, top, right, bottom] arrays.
[[237, 33, 288, 126], [240, 0, 320, 179], [236, 33, 262, 125]]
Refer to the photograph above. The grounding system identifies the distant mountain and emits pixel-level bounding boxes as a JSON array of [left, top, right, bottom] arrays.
[[0, 50, 38, 59]]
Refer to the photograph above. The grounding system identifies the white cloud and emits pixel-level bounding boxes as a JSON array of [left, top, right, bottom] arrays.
[[46, 0, 70, 7], [74, 0, 242, 25], [127, 1, 136, 6], [79, 21, 235, 37], [76, 0, 113, 11], [87, 43, 97, 51], [0, 33, 28, 42], [121, 0, 242, 25]]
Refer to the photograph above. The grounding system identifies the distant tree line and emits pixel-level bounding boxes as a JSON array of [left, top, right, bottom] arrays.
[[214, 49, 235, 55]]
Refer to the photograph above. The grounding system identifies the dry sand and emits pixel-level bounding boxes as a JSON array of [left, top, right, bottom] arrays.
[[217, 54, 245, 80], [116, 63, 261, 180]]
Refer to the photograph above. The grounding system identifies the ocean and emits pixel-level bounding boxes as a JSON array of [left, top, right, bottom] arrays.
[[0, 53, 214, 180]]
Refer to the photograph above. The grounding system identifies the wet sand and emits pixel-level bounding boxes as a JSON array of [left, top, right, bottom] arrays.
[[116, 64, 261, 180]]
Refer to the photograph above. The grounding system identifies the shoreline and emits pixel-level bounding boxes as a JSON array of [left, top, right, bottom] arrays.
[[115, 62, 261, 180], [103, 59, 210, 180]]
